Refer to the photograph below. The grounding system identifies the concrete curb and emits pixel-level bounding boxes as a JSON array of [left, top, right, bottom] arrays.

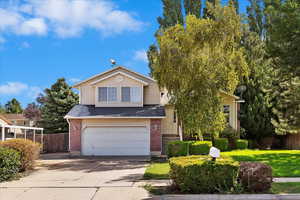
[[152, 194, 300, 200]]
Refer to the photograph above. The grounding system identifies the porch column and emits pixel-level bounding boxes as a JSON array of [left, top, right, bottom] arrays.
[[33, 129, 36, 142]]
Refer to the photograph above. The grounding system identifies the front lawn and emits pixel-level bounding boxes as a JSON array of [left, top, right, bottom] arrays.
[[144, 150, 300, 179]]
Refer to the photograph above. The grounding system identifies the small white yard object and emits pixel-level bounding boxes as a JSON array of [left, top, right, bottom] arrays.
[[209, 146, 220, 161]]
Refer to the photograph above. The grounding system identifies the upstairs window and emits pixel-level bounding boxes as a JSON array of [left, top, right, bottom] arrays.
[[98, 87, 117, 102], [121, 87, 141, 103]]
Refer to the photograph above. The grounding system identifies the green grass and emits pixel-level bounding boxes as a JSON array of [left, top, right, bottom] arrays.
[[144, 162, 170, 179], [144, 150, 300, 179], [271, 182, 300, 194]]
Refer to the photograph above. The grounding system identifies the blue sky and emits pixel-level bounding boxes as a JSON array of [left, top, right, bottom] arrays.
[[0, 0, 249, 108]]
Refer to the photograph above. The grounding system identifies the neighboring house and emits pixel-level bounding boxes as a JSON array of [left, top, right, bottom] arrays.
[[0, 115, 12, 126], [2, 114, 32, 127], [65, 66, 240, 156]]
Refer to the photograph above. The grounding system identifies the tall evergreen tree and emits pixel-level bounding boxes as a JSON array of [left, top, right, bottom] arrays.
[[239, 30, 275, 141], [148, 0, 203, 76], [265, 0, 300, 134], [157, 0, 184, 29], [247, 0, 265, 38], [184, 0, 202, 18], [5, 98, 23, 114], [38, 78, 78, 133]]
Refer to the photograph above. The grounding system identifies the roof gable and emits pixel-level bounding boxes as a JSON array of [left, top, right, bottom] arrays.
[[89, 71, 149, 86], [73, 66, 155, 88]]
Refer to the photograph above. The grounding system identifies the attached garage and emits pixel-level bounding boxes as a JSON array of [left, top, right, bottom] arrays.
[[66, 105, 165, 156], [81, 125, 150, 156]]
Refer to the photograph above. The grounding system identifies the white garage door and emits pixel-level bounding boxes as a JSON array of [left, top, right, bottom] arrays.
[[82, 126, 150, 156]]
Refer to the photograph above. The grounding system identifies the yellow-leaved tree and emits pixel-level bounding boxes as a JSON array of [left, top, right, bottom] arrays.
[[152, 3, 249, 137]]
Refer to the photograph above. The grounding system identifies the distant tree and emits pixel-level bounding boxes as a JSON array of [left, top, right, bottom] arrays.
[[5, 98, 23, 114], [151, 5, 248, 136], [0, 104, 5, 114], [39, 78, 79, 133], [229, 0, 239, 14], [24, 103, 41, 122]]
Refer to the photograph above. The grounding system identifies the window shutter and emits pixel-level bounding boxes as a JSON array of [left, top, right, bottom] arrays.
[[121, 87, 130, 102], [98, 87, 107, 102], [131, 87, 141, 103]]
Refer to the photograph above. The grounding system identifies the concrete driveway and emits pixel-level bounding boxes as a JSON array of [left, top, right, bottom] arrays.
[[0, 156, 152, 200]]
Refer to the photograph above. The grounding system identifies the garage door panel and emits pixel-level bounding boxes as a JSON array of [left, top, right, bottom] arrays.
[[82, 126, 150, 156]]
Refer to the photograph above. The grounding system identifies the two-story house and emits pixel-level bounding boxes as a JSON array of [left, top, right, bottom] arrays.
[[65, 66, 240, 156]]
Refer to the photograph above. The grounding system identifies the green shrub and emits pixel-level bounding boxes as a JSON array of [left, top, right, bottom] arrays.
[[213, 138, 229, 151], [0, 139, 41, 171], [239, 162, 273, 192], [236, 139, 248, 150], [0, 147, 21, 182], [167, 141, 190, 158], [189, 141, 212, 155], [169, 155, 240, 193]]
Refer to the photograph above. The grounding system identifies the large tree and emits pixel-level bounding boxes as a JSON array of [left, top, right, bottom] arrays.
[[265, 0, 300, 134], [4, 98, 23, 114], [239, 30, 275, 141], [148, 0, 204, 76], [38, 78, 78, 133], [151, 5, 248, 136]]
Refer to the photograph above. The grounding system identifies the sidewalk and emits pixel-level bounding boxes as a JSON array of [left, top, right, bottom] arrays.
[[137, 177, 300, 187]]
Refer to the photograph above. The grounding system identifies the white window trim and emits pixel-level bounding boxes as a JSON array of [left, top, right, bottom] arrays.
[[98, 87, 118, 103], [121, 86, 142, 103]]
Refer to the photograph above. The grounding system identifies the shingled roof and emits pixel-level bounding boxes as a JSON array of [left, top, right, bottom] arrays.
[[65, 105, 165, 119]]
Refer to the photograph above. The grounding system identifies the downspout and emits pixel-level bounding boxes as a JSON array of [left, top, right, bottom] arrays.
[[66, 118, 71, 152]]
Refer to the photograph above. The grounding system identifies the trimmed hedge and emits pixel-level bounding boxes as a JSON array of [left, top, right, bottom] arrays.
[[239, 162, 273, 192], [236, 139, 248, 150], [0, 139, 41, 171], [0, 147, 21, 182], [169, 155, 240, 193], [213, 138, 229, 151], [189, 141, 212, 155], [167, 141, 190, 158]]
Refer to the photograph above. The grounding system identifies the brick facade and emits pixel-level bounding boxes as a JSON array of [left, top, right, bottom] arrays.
[[69, 119, 82, 152], [150, 119, 162, 152]]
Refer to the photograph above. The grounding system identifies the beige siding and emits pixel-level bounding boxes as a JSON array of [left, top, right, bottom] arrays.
[[80, 85, 95, 105], [221, 93, 238, 130], [78, 67, 161, 106], [161, 105, 178, 135], [94, 74, 144, 107], [144, 82, 160, 105]]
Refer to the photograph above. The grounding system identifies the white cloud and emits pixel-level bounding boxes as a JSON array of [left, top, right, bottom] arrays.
[[27, 86, 42, 98], [133, 49, 148, 63], [0, 82, 28, 95], [20, 41, 30, 48], [0, 0, 143, 39], [0, 82, 42, 99], [69, 78, 81, 84]]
